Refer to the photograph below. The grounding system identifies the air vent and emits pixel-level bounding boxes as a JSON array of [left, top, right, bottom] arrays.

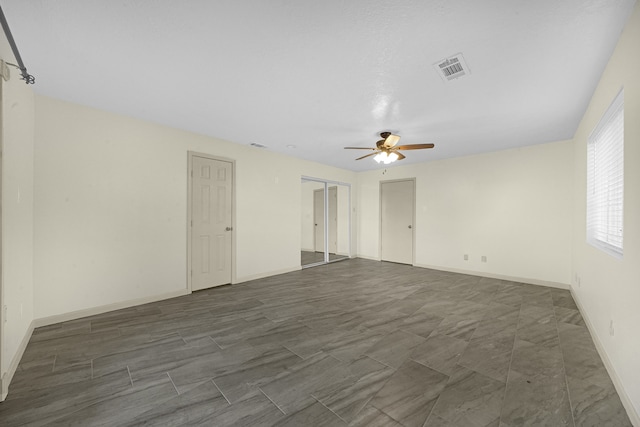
[[434, 53, 470, 82], [250, 142, 267, 148]]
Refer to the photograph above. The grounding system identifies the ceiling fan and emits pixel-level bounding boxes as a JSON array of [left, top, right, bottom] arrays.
[[344, 132, 435, 164]]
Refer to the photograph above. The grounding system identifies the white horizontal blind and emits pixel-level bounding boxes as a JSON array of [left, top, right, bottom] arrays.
[[587, 89, 624, 258]]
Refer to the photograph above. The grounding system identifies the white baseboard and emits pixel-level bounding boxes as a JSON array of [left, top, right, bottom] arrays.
[[235, 266, 301, 284], [33, 289, 190, 329], [413, 263, 570, 290], [571, 289, 640, 426], [355, 254, 381, 261], [1, 319, 35, 401]]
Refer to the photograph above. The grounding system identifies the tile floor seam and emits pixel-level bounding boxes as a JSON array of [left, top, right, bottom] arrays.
[[377, 404, 405, 426], [178, 333, 190, 346], [497, 302, 523, 426], [310, 393, 351, 425], [209, 335, 223, 350], [351, 393, 380, 424], [356, 364, 398, 416], [210, 336, 223, 349], [363, 353, 397, 371], [257, 385, 287, 415], [409, 357, 452, 379], [554, 306, 578, 427], [281, 343, 308, 360], [397, 300, 426, 318], [210, 378, 232, 405], [421, 393, 444, 427], [126, 366, 134, 388], [164, 371, 181, 396]]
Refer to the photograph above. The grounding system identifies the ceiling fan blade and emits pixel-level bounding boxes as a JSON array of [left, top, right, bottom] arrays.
[[383, 133, 401, 148], [344, 147, 376, 150], [395, 143, 435, 150], [396, 152, 406, 160], [355, 152, 379, 160]]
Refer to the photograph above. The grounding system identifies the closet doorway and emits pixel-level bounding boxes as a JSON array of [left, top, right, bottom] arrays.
[[301, 177, 351, 268]]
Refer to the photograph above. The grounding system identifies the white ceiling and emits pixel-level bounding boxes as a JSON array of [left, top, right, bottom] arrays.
[[2, 0, 636, 171]]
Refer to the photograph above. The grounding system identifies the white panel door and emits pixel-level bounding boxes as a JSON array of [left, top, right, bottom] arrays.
[[381, 180, 414, 264], [191, 156, 233, 290], [314, 188, 325, 253]]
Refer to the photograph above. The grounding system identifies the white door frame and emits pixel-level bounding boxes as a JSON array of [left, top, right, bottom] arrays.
[[187, 151, 236, 292], [379, 178, 416, 265], [0, 79, 4, 397]]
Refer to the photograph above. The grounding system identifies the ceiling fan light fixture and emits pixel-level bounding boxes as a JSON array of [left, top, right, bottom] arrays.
[[374, 151, 399, 164]]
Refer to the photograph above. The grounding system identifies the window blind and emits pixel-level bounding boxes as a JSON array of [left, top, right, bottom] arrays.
[[587, 89, 624, 258]]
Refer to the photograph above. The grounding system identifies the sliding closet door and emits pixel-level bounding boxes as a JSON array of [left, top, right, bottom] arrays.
[[301, 178, 351, 267]]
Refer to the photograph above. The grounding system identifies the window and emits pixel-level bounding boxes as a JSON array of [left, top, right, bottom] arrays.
[[587, 89, 624, 258]]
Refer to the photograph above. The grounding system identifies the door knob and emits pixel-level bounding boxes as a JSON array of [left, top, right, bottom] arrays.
[[225, 226, 233, 231], [408, 225, 412, 229]]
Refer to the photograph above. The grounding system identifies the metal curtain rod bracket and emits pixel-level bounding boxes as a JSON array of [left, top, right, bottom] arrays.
[[0, 5, 35, 84]]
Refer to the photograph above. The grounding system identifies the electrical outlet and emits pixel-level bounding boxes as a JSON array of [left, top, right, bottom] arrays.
[[609, 319, 615, 337], [464, 254, 468, 261], [481, 255, 487, 263]]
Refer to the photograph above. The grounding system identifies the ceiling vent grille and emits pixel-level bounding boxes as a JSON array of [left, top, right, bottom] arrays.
[[434, 53, 470, 82]]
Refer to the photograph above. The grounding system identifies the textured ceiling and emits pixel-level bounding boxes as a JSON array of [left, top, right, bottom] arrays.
[[2, 0, 636, 171]]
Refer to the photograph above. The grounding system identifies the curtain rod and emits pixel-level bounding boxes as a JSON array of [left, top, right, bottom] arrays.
[[0, 5, 35, 84]]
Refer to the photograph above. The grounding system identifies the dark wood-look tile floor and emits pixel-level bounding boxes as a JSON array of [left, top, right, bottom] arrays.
[[0, 259, 632, 426]]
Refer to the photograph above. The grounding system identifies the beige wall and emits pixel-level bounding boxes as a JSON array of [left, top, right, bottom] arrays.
[[357, 140, 574, 287], [0, 55, 36, 395], [34, 96, 357, 320], [571, 3, 640, 420]]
